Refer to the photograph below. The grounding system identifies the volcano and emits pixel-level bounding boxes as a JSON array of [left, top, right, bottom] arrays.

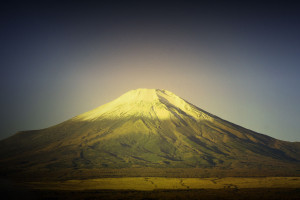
[[0, 89, 299, 179]]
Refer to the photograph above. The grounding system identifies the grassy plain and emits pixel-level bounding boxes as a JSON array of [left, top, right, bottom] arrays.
[[2, 177, 300, 200], [26, 177, 300, 190]]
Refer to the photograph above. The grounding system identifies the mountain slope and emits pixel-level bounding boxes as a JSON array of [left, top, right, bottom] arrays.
[[0, 89, 299, 178]]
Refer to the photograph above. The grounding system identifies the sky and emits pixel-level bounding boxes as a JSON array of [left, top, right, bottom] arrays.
[[0, 1, 299, 141]]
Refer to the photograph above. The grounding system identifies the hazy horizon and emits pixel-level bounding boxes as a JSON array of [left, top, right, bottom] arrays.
[[1, 1, 300, 141]]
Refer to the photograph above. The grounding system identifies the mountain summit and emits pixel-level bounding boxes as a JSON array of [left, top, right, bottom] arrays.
[[75, 89, 213, 122], [0, 88, 299, 178]]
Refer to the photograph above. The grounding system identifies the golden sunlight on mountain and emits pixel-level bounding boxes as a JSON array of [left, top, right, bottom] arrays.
[[74, 89, 213, 122]]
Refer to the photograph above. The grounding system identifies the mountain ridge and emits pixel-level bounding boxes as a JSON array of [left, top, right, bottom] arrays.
[[0, 88, 299, 179], [73, 89, 214, 122]]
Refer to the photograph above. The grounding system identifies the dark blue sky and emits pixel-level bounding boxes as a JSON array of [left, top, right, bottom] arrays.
[[1, 1, 300, 141]]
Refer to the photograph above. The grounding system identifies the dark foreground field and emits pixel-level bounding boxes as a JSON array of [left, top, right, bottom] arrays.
[[1, 177, 299, 200], [2, 188, 300, 200]]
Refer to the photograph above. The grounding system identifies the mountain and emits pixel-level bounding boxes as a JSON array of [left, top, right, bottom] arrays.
[[0, 88, 299, 179]]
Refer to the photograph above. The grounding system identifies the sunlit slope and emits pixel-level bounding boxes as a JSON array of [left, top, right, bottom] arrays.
[[0, 89, 299, 174]]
